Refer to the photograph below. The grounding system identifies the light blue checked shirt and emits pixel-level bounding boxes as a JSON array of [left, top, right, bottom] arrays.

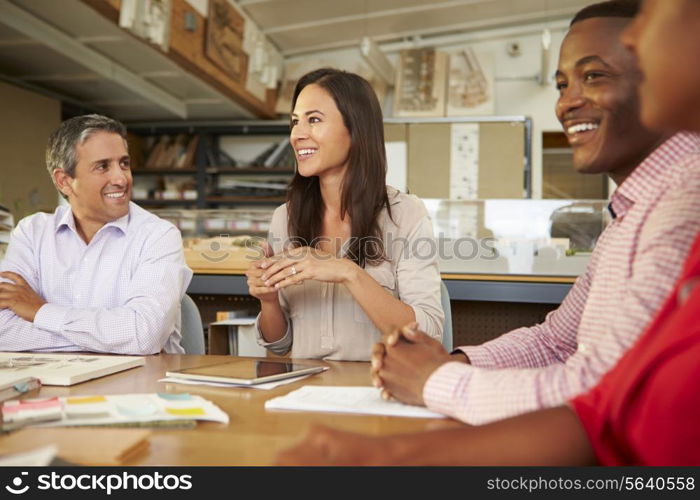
[[0, 202, 192, 354]]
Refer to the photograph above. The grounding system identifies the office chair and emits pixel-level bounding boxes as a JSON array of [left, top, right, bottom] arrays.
[[180, 294, 205, 355], [440, 281, 453, 352]]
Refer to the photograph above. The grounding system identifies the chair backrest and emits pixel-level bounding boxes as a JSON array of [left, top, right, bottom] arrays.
[[440, 281, 453, 352], [180, 294, 205, 354]]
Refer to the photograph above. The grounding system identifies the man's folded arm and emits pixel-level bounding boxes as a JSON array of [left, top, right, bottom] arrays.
[[0, 219, 68, 351], [1, 227, 193, 354], [35, 228, 192, 354], [0, 310, 74, 351]]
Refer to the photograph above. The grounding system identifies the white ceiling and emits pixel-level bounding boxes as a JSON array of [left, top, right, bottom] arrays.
[[0, 0, 253, 121], [0, 0, 593, 122], [236, 0, 592, 56]]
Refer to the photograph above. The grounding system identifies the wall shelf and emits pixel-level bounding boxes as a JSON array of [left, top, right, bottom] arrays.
[[0, 206, 15, 257], [206, 167, 295, 175], [205, 196, 286, 204], [133, 199, 200, 207], [127, 121, 292, 210], [132, 169, 199, 175]]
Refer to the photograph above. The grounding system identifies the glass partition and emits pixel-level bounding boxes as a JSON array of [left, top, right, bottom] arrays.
[[424, 199, 609, 276], [151, 198, 609, 277], [150, 208, 272, 239]]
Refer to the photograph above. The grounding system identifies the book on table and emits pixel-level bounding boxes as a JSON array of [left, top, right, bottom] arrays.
[[0, 428, 151, 465], [0, 352, 145, 386], [0, 372, 40, 402]]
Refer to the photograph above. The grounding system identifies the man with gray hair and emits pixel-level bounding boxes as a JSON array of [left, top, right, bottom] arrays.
[[0, 114, 192, 354]]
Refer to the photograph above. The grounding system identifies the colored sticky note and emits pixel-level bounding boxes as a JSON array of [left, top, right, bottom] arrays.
[[165, 407, 205, 416], [65, 409, 111, 419], [66, 396, 107, 405], [15, 398, 60, 410], [116, 403, 157, 417], [157, 392, 192, 401]]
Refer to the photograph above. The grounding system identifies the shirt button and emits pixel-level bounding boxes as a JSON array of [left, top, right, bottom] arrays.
[[578, 343, 588, 354]]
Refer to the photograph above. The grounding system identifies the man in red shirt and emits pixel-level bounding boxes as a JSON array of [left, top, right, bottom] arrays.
[[276, 0, 700, 465]]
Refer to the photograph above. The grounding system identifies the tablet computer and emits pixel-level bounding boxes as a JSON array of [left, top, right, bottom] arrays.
[[165, 359, 327, 386]]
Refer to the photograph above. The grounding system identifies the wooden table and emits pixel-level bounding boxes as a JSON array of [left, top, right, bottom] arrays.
[[28, 355, 460, 465], [188, 271, 575, 304]]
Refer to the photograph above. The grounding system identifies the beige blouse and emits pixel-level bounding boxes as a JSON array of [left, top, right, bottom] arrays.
[[255, 186, 444, 361]]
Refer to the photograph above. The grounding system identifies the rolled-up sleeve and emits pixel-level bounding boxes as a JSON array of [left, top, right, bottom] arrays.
[[255, 204, 294, 355], [255, 295, 293, 355], [395, 214, 444, 341], [39, 226, 191, 354]]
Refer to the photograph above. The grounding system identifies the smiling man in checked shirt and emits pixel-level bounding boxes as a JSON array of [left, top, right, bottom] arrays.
[[370, 0, 700, 425], [0, 114, 192, 354]]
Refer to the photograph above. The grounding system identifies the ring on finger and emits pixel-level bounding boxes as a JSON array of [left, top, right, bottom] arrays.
[[291, 265, 297, 276]]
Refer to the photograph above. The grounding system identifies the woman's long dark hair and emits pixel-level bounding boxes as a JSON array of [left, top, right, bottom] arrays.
[[287, 68, 391, 268]]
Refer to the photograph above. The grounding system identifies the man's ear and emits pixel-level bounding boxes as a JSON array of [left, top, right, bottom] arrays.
[[53, 169, 74, 198]]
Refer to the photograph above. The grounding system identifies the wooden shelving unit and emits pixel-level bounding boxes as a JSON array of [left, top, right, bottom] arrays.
[[132, 168, 199, 175], [0, 205, 14, 259], [128, 121, 293, 209], [205, 196, 286, 204]]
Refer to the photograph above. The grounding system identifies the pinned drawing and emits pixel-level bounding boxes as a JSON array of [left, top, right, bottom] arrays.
[[393, 48, 448, 117], [119, 0, 172, 51], [447, 48, 495, 116], [205, 0, 248, 83], [276, 58, 387, 115], [450, 123, 480, 200]]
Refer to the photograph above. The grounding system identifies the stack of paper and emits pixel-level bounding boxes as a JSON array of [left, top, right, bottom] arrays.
[[265, 386, 446, 419]]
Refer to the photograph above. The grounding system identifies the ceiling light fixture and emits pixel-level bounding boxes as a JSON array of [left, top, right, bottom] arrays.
[[360, 36, 395, 86]]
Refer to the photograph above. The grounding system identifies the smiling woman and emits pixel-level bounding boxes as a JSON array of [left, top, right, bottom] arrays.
[[245, 68, 444, 361]]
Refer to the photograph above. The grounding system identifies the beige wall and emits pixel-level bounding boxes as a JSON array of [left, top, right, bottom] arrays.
[[0, 81, 61, 220]]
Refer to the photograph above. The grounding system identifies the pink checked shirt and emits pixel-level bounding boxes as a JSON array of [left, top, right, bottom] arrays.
[[0, 202, 192, 354], [424, 132, 700, 424]]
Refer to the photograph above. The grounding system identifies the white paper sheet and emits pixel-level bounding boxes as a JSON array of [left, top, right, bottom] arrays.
[[385, 141, 407, 192], [450, 123, 479, 200], [264, 386, 446, 419], [0, 445, 57, 466]]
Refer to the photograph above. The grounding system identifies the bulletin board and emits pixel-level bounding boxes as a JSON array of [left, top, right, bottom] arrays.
[[396, 119, 528, 199]]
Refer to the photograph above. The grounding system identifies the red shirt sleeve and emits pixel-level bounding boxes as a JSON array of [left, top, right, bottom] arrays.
[[572, 279, 700, 465]]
